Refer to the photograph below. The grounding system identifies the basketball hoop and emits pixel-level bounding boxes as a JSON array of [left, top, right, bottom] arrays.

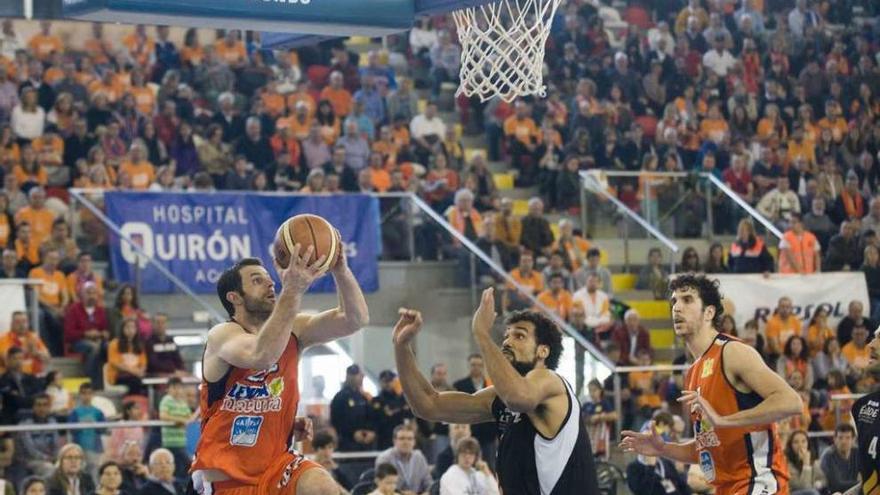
[[452, 0, 562, 102]]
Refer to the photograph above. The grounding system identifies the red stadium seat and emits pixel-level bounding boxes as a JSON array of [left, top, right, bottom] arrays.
[[634, 115, 659, 141], [623, 5, 652, 30], [306, 65, 331, 88]]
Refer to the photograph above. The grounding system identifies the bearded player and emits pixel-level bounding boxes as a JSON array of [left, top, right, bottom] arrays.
[[620, 274, 801, 495], [191, 242, 369, 495], [393, 288, 598, 494], [837, 327, 880, 495]]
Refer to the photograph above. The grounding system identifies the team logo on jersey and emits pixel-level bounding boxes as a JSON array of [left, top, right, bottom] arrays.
[[859, 401, 879, 424], [699, 451, 716, 482], [693, 417, 720, 449], [496, 407, 521, 436], [246, 363, 280, 383], [222, 377, 284, 413], [230, 415, 264, 447], [700, 358, 715, 378]]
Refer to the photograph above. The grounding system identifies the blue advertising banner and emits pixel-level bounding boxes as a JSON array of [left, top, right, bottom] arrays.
[[104, 192, 380, 294]]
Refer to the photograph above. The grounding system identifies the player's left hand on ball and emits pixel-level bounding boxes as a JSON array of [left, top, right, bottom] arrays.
[[678, 389, 726, 428], [294, 416, 313, 442]]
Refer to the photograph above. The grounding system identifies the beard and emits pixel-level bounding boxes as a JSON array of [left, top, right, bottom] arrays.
[[510, 357, 538, 376], [243, 293, 274, 321]]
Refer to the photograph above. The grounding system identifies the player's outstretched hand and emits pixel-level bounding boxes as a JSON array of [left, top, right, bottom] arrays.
[[619, 421, 665, 457], [472, 287, 497, 336], [393, 308, 423, 346], [294, 416, 313, 442], [330, 228, 347, 274], [278, 244, 328, 294]]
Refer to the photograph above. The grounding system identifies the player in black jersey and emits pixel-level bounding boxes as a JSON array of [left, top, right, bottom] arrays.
[[840, 327, 880, 495], [392, 288, 599, 495]]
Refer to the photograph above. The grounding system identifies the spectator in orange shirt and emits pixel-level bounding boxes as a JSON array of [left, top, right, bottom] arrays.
[[29, 248, 68, 356], [128, 69, 155, 116], [536, 273, 573, 320], [41, 218, 79, 273], [280, 101, 313, 141], [699, 103, 729, 145], [320, 71, 353, 119], [260, 80, 286, 120], [14, 187, 56, 247], [286, 80, 316, 119], [122, 24, 155, 68], [213, 30, 247, 68], [0, 311, 49, 375], [106, 317, 147, 395], [504, 250, 543, 312], [503, 101, 540, 185], [764, 296, 804, 361], [119, 141, 156, 190], [12, 145, 48, 189], [841, 323, 871, 373], [27, 21, 63, 62], [367, 152, 391, 193], [83, 22, 112, 66]]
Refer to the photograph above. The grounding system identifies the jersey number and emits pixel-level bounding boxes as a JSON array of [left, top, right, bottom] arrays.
[[870, 437, 878, 459]]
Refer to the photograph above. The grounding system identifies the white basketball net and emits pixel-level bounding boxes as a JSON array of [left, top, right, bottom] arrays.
[[452, 0, 562, 102]]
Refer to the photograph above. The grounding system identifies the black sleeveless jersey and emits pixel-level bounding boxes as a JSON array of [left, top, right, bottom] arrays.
[[491, 373, 599, 494], [853, 391, 880, 494]]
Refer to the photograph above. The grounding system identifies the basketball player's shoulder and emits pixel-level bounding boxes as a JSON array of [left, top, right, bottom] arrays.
[[206, 321, 247, 349]]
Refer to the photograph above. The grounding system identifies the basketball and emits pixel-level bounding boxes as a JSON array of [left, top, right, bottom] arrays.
[[273, 214, 339, 272]]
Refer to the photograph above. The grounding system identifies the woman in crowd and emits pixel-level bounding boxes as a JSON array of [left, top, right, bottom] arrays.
[[703, 242, 727, 273], [679, 246, 701, 272], [784, 430, 826, 495], [106, 318, 147, 396], [812, 337, 849, 389], [107, 284, 149, 341], [20, 477, 48, 495], [46, 444, 95, 495], [439, 437, 499, 495], [90, 462, 126, 495], [776, 335, 814, 391], [805, 307, 835, 357], [44, 370, 71, 420]]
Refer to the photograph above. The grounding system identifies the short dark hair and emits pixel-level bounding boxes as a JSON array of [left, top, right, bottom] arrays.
[[587, 248, 600, 258], [33, 393, 50, 403], [6, 347, 22, 359], [652, 411, 674, 428], [98, 461, 121, 476], [467, 353, 482, 362], [168, 377, 183, 387], [393, 423, 416, 440], [836, 423, 856, 436], [79, 382, 93, 393], [217, 258, 264, 317], [668, 274, 725, 328], [505, 311, 563, 370], [375, 462, 398, 480], [312, 430, 337, 450]]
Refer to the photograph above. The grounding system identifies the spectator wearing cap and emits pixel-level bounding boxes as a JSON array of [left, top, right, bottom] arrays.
[[371, 370, 412, 450], [779, 213, 821, 274], [330, 364, 376, 451], [824, 220, 862, 271]]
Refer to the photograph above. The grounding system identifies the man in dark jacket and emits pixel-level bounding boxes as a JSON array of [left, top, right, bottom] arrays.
[[824, 220, 862, 271], [370, 370, 412, 450], [519, 197, 554, 259], [330, 365, 377, 451], [137, 448, 184, 495]]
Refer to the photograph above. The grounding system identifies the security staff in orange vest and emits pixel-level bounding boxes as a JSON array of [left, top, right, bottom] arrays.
[[779, 213, 821, 274]]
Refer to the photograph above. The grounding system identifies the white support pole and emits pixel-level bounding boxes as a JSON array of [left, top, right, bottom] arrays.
[[24, 0, 33, 19]]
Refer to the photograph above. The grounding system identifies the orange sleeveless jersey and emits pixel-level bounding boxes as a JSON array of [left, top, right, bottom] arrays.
[[685, 334, 789, 495], [192, 336, 301, 484]]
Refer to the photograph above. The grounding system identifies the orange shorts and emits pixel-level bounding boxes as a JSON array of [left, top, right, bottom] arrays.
[[715, 477, 789, 495], [201, 452, 322, 495]]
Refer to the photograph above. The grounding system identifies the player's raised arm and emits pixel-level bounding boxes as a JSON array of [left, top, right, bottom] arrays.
[[680, 341, 802, 429], [209, 247, 326, 371], [471, 288, 565, 414], [293, 229, 370, 348], [393, 308, 496, 424]]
